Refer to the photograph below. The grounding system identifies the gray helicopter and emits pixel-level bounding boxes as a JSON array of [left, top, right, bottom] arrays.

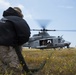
[[23, 20, 73, 49]]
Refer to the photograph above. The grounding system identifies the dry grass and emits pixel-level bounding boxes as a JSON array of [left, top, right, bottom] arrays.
[[1, 48, 76, 75], [22, 48, 76, 75]]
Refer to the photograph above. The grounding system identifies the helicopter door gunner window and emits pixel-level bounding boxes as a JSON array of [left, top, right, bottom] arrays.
[[40, 40, 47, 46], [42, 41, 45, 45], [42, 40, 46, 45], [40, 40, 44, 46]]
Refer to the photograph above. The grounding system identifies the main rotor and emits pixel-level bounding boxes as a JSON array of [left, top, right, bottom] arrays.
[[31, 19, 76, 32], [31, 19, 56, 31]]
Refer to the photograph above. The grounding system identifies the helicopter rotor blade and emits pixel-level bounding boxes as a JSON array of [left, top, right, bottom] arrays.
[[31, 29, 41, 31], [31, 29, 76, 32], [55, 30, 76, 32], [36, 19, 51, 29], [45, 29, 56, 31], [46, 29, 76, 32], [31, 29, 56, 31]]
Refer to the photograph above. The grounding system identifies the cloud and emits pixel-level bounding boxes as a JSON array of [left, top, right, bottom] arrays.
[[25, 14, 33, 19], [0, 0, 25, 10], [58, 5, 74, 9], [24, 10, 33, 19], [66, 6, 74, 9], [0, 0, 33, 19], [0, 0, 11, 9]]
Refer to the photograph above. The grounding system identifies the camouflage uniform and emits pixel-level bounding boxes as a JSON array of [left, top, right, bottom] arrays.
[[0, 46, 23, 75]]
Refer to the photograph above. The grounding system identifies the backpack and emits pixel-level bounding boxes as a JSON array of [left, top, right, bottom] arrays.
[[0, 16, 30, 46]]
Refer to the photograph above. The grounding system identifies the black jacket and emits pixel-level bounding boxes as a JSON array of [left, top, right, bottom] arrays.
[[0, 7, 30, 46]]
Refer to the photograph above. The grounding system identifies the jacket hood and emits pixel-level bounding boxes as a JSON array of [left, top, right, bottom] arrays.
[[3, 7, 21, 17]]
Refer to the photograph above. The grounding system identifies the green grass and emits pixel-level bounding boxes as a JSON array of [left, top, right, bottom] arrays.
[[1, 48, 76, 75]]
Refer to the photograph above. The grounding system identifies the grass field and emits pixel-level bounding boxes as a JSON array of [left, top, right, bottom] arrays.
[[1, 48, 76, 75], [22, 48, 76, 75]]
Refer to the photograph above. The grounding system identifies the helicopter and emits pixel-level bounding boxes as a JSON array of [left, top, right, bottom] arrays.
[[23, 20, 74, 49]]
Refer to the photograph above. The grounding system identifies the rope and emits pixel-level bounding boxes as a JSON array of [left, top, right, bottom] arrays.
[[14, 46, 54, 75]]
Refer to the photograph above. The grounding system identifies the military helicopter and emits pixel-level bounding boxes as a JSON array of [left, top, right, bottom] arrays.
[[23, 20, 75, 49]]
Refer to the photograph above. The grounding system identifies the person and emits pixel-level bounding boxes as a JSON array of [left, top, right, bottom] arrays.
[[0, 7, 30, 75]]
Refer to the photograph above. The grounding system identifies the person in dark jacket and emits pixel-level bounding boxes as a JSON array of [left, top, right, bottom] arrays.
[[0, 7, 30, 75]]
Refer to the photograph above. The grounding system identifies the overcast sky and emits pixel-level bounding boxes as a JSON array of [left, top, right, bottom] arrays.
[[0, 0, 76, 47]]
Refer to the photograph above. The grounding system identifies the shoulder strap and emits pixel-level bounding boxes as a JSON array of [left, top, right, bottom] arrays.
[[14, 46, 30, 73]]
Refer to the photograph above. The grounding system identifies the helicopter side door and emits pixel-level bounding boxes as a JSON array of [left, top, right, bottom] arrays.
[[39, 39, 53, 46]]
